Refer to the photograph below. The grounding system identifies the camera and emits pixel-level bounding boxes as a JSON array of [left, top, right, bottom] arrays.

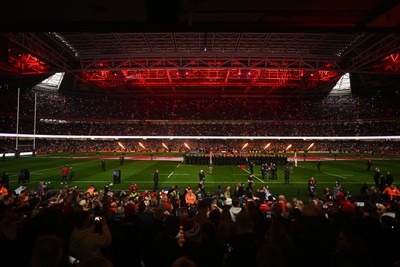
[[356, 202, 365, 207], [68, 256, 79, 265]]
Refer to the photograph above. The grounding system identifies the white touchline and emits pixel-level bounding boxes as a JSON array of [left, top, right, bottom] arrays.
[[318, 174, 353, 177], [31, 159, 96, 173], [31, 166, 62, 173], [151, 173, 189, 176], [323, 172, 349, 179], [177, 163, 181, 168]]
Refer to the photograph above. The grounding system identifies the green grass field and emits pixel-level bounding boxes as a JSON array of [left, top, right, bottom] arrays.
[[1, 152, 399, 201]]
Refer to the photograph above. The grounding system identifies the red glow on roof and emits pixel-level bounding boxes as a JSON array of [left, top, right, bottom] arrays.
[[81, 68, 340, 90], [0, 52, 49, 74]]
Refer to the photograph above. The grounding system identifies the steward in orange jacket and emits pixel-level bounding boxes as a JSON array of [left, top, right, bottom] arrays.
[[0, 183, 8, 197], [185, 189, 197, 206], [382, 185, 400, 201]]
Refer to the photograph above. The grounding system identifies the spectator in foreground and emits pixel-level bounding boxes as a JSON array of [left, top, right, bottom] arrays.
[[68, 211, 112, 262]]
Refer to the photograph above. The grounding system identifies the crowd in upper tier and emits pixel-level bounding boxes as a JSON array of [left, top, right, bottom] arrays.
[[1, 86, 400, 121]]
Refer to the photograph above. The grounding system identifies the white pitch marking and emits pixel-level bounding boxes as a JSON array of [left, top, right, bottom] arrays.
[[238, 166, 264, 183], [323, 172, 349, 179]]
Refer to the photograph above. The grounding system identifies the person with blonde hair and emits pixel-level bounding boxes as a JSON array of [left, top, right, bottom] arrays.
[[224, 185, 232, 200]]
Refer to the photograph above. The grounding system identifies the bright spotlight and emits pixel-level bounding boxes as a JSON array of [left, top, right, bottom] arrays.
[[307, 143, 315, 150], [118, 142, 125, 149], [286, 144, 292, 150], [162, 143, 169, 150], [184, 143, 191, 149], [138, 142, 146, 149], [264, 143, 271, 149], [242, 143, 248, 149]]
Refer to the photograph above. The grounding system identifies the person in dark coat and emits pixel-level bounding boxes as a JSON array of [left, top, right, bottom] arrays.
[[316, 160, 321, 172], [308, 177, 317, 199], [373, 168, 381, 188], [153, 169, 159, 192], [199, 169, 206, 182], [386, 171, 394, 186], [284, 166, 290, 184], [366, 160, 372, 171], [101, 160, 106, 172]]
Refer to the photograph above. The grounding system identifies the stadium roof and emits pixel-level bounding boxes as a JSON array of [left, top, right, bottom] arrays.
[[0, 0, 399, 98]]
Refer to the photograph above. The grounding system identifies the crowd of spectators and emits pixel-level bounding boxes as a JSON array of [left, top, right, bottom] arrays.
[[1, 175, 400, 267], [1, 86, 400, 122], [26, 90, 400, 121], [1, 87, 400, 154], [3, 117, 400, 138]]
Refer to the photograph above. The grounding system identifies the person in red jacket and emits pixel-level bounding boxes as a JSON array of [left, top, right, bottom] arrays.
[[61, 165, 69, 184]]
